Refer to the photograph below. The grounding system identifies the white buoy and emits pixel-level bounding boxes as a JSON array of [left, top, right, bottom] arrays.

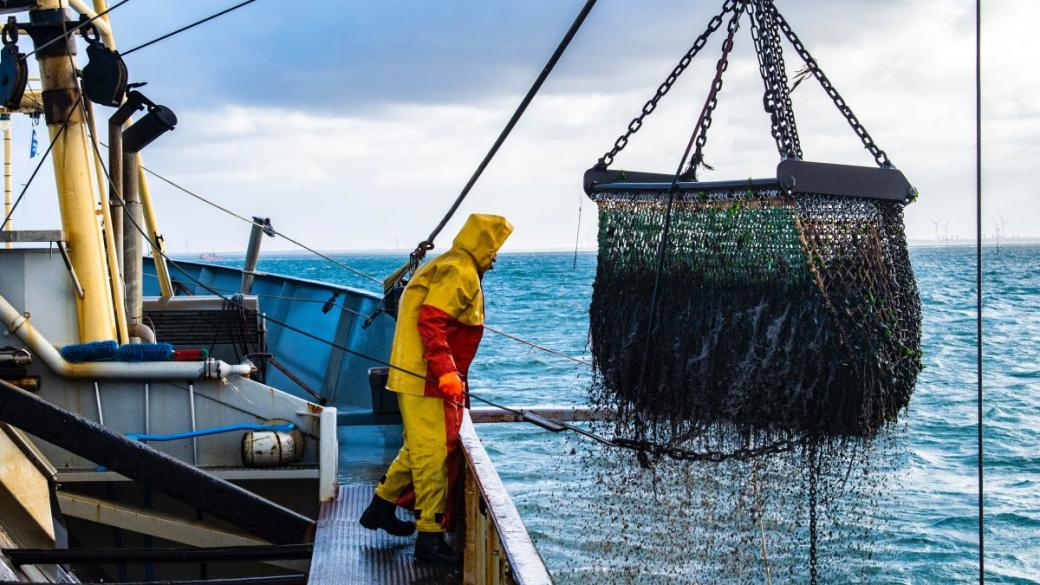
[[242, 429, 298, 467]]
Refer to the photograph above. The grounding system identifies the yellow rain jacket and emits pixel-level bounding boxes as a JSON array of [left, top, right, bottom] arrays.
[[377, 213, 513, 532]]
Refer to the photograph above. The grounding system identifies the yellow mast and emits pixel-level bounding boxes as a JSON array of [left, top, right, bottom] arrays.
[[91, 0, 174, 299], [85, 98, 129, 343], [31, 0, 117, 342], [1, 114, 9, 249]]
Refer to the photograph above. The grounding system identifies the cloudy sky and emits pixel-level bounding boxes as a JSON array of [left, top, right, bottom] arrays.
[[7, 0, 1036, 252]]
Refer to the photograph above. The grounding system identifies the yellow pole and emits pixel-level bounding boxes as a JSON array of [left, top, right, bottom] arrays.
[[137, 163, 172, 297], [2, 114, 10, 249], [92, 0, 174, 299], [32, 0, 117, 342], [85, 99, 129, 343]]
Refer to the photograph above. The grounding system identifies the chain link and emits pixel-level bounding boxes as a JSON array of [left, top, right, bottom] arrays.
[[612, 435, 794, 463], [764, 1, 802, 158], [749, 0, 802, 160], [771, 3, 892, 168], [597, 0, 738, 168], [686, 3, 746, 176], [598, 0, 891, 169]]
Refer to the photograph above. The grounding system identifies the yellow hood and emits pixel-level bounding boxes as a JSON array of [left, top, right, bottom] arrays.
[[450, 213, 514, 271]]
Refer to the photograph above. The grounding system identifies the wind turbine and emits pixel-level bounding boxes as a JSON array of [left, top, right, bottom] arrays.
[[929, 218, 942, 243]]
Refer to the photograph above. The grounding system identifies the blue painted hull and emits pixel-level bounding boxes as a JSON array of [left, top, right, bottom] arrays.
[[143, 257, 396, 413]]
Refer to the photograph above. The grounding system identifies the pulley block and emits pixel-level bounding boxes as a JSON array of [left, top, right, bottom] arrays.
[[81, 25, 128, 107], [0, 18, 27, 110]]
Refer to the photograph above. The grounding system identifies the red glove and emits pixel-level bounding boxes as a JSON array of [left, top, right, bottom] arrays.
[[438, 371, 465, 402]]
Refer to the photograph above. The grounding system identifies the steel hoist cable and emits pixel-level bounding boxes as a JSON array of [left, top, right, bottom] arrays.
[[132, 160, 593, 366], [975, 0, 985, 581], [25, 0, 134, 58], [108, 139, 770, 460], [0, 107, 76, 229], [393, 0, 599, 282], [131, 161, 383, 284], [86, 121, 616, 450], [636, 3, 745, 398], [140, 274, 594, 368], [128, 197, 788, 461], [121, 0, 258, 57]]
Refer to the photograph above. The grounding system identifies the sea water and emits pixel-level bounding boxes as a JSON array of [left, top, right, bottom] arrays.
[[225, 246, 1038, 583]]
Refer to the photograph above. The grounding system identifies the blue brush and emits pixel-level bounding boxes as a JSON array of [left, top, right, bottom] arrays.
[[115, 343, 174, 362], [60, 340, 118, 363]]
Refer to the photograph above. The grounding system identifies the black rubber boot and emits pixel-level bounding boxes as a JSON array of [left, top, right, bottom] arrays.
[[414, 531, 460, 565], [359, 494, 415, 537]]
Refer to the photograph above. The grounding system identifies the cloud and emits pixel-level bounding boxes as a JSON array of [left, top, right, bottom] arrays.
[[7, 0, 1036, 253]]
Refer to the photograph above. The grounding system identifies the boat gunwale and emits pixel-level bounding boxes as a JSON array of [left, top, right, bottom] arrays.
[[461, 411, 553, 585], [151, 257, 383, 302]]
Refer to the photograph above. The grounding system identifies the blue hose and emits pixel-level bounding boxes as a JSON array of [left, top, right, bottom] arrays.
[[126, 422, 295, 442], [95, 423, 297, 472]]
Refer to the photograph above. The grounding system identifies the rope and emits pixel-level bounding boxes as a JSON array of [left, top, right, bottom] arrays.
[[0, 111, 74, 230], [572, 192, 583, 270], [482, 324, 591, 366], [130, 154, 381, 284], [121, 0, 258, 57], [403, 0, 598, 266], [24, 0, 134, 58], [87, 128, 611, 449], [142, 274, 593, 367], [975, 0, 985, 581], [638, 6, 743, 391], [133, 161, 594, 365]]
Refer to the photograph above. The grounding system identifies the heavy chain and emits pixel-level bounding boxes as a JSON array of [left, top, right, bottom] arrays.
[[772, 4, 892, 168], [763, 0, 802, 158], [597, 0, 738, 168], [612, 435, 794, 463], [686, 3, 746, 177], [749, 0, 801, 160]]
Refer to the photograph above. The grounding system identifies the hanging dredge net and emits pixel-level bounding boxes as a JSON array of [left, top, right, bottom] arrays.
[[576, 0, 923, 581], [589, 187, 922, 451], [585, 0, 923, 466]]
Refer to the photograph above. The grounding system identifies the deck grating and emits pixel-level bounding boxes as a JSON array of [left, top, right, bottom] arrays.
[[308, 484, 460, 585]]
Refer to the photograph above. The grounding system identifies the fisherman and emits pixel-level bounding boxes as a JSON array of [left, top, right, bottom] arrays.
[[359, 213, 514, 564]]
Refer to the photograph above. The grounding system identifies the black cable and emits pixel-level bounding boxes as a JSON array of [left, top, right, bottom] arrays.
[[637, 6, 743, 392], [975, 0, 984, 582], [24, 0, 134, 58], [130, 151, 595, 367], [412, 0, 598, 257], [571, 194, 583, 270], [134, 158, 382, 284], [121, 0, 258, 57], [0, 117, 73, 231], [79, 80, 630, 455], [95, 125, 621, 447]]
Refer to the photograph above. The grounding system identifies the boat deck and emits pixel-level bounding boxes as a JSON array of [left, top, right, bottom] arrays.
[[308, 484, 460, 585]]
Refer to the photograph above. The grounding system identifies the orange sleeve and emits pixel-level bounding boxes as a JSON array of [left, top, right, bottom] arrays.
[[417, 304, 457, 378]]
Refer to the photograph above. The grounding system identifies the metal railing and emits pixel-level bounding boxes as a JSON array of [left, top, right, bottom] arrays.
[[460, 412, 553, 585]]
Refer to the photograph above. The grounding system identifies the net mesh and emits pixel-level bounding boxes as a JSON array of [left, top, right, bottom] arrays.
[[590, 187, 922, 456]]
